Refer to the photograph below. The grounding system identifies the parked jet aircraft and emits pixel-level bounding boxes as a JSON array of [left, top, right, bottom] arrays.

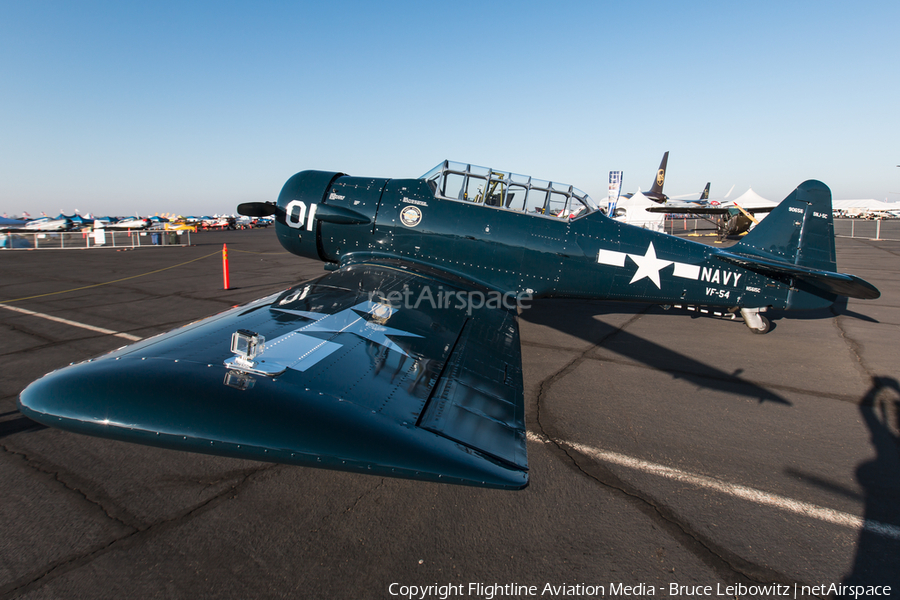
[[699, 182, 710, 201], [620, 151, 670, 204], [18, 160, 879, 491]]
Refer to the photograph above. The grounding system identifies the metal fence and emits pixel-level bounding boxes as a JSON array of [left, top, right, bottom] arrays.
[[665, 218, 716, 236], [1, 229, 192, 250], [833, 218, 900, 241], [665, 218, 900, 241]]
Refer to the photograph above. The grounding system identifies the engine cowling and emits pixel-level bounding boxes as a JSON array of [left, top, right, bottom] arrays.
[[274, 170, 344, 261]]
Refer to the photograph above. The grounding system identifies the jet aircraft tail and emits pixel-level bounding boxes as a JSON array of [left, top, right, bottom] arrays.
[[721, 180, 879, 301], [650, 150, 669, 196], [699, 183, 710, 201], [648, 151, 669, 199]]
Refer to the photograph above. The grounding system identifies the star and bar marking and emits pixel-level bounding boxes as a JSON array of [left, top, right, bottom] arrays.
[[597, 242, 700, 289]]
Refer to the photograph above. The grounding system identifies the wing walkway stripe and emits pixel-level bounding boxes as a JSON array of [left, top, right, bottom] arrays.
[[527, 431, 900, 540], [0, 304, 142, 341]]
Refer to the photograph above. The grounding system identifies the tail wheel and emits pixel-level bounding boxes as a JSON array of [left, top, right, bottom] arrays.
[[748, 315, 770, 334], [739, 307, 771, 334]]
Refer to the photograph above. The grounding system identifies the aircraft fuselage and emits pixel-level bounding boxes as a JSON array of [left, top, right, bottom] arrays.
[[274, 171, 833, 313]]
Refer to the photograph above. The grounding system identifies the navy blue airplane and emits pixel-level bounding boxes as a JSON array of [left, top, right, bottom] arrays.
[[18, 160, 879, 490]]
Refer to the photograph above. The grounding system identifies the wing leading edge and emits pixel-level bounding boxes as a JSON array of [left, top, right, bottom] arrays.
[[19, 262, 528, 489]]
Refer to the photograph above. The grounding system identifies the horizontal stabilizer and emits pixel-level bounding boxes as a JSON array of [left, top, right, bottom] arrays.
[[717, 250, 880, 300], [723, 180, 880, 300]]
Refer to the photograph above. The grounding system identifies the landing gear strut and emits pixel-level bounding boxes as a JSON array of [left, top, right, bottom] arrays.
[[739, 307, 770, 334]]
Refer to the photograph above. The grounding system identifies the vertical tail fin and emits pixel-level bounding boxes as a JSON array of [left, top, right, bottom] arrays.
[[732, 180, 836, 271], [648, 151, 669, 197], [700, 182, 710, 201]]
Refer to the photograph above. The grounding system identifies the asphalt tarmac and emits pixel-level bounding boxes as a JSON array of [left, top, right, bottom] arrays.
[[1, 228, 897, 599]]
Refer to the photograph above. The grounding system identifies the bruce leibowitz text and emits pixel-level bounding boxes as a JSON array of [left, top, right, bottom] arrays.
[[389, 581, 892, 599]]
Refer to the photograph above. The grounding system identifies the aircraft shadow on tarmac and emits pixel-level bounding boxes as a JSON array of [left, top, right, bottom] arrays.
[[523, 299, 900, 588], [520, 299, 789, 405], [766, 296, 880, 325], [0, 411, 46, 440]]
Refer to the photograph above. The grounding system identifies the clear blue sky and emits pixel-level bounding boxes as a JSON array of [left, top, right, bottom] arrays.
[[2, 1, 898, 217]]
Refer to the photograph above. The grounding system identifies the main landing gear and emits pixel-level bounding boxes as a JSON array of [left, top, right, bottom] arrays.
[[739, 307, 770, 334]]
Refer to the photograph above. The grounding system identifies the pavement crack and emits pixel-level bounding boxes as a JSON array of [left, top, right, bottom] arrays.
[[534, 430, 810, 593], [831, 307, 875, 382], [346, 478, 386, 513], [0, 462, 275, 600], [533, 309, 646, 442], [0, 322, 57, 347], [530, 308, 808, 593], [0, 441, 142, 531]]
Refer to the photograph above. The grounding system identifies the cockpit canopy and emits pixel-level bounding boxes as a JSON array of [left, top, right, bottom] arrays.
[[420, 160, 600, 220]]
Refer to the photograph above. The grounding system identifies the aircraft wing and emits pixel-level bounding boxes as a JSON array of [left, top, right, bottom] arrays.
[[0, 217, 29, 229], [716, 250, 881, 300], [19, 262, 528, 489], [646, 204, 729, 215], [646, 204, 777, 215]]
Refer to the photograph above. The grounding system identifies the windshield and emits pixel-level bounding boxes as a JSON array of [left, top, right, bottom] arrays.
[[420, 160, 600, 220]]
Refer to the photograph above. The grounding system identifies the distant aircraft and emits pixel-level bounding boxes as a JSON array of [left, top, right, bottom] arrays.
[[101, 218, 152, 230], [63, 214, 92, 228], [647, 187, 778, 237], [198, 216, 234, 229], [612, 152, 688, 230], [20, 216, 73, 231], [832, 198, 900, 219], [620, 151, 670, 204], [19, 159, 880, 491], [0, 217, 32, 247], [699, 182, 710, 201], [0, 216, 29, 229], [617, 180, 729, 233]]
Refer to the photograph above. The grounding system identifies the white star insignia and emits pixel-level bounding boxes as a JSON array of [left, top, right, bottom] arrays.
[[627, 242, 672, 289]]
